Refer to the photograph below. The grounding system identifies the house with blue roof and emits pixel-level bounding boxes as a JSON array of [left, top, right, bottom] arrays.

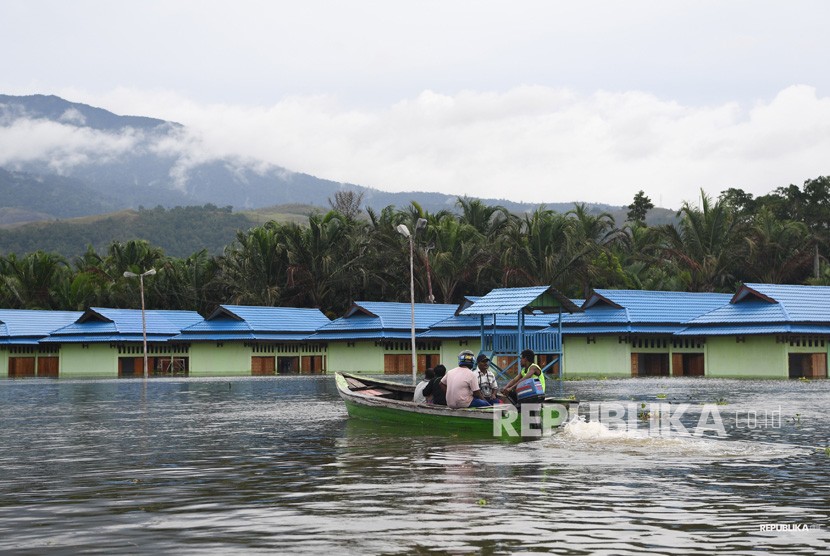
[[173, 305, 331, 376], [41, 308, 202, 378], [559, 289, 733, 377], [677, 283, 830, 378], [308, 301, 457, 374], [0, 309, 83, 377]]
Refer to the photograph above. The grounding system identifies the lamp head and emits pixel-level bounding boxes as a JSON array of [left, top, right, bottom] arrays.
[[396, 224, 411, 238]]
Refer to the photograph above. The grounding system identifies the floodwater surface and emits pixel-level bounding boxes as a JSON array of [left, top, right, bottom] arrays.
[[0, 376, 828, 554]]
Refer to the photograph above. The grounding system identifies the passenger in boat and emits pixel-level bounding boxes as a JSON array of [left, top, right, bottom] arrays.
[[413, 367, 434, 404], [440, 350, 491, 409], [474, 354, 501, 404], [502, 349, 544, 404], [423, 364, 447, 405]]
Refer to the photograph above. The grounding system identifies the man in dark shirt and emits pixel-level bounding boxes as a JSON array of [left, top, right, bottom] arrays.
[[422, 364, 447, 405]]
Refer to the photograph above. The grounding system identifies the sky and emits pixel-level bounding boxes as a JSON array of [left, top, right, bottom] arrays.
[[1, 0, 829, 209]]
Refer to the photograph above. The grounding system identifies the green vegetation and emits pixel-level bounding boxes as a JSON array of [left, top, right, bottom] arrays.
[[1, 177, 830, 317]]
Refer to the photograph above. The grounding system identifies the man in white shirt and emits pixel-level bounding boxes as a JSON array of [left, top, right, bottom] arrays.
[[413, 367, 434, 404]]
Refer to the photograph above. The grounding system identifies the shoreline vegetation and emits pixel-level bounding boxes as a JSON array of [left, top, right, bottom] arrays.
[[1, 178, 829, 318]]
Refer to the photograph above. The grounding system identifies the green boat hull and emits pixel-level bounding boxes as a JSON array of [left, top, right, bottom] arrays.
[[336, 372, 570, 439]]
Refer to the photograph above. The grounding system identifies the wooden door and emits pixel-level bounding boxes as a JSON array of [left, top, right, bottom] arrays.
[[672, 353, 683, 377], [37, 357, 59, 378], [383, 354, 408, 374], [251, 356, 276, 376], [8, 357, 36, 378]]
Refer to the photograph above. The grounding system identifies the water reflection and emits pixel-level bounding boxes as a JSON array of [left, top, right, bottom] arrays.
[[0, 376, 827, 554]]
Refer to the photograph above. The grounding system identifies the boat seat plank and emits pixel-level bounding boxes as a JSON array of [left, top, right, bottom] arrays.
[[345, 377, 366, 388], [356, 388, 394, 397]]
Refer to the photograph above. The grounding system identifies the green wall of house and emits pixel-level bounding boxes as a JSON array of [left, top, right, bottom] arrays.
[[439, 340, 482, 370], [327, 342, 384, 373], [60, 344, 118, 378], [3, 331, 827, 381], [564, 336, 631, 377], [189, 343, 251, 376], [706, 336, 793, 378]]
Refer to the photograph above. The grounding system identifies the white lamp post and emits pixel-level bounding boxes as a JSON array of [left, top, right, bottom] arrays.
[[396, 224, 417, 385], [123, 268, 157, 379], [396, 218, 428, 385]]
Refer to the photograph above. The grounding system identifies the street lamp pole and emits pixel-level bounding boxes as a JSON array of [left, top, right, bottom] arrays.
[[123, 268, 157, 379], [396, 224, 417, 385]]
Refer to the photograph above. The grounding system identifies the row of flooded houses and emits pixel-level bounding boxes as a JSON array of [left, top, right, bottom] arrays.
[[2, 283, 828, 380]]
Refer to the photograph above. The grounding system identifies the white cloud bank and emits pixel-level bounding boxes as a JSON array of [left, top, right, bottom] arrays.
[[4, 85, 830, 210]]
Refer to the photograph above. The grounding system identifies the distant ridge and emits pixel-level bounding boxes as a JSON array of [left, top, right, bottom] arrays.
[[0, 93, 673, 229]]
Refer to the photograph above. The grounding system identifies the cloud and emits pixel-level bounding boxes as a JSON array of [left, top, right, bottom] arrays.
[[0, 118, 141, 173], [135, 84, 830, 209], [7, 84, 830, 209]]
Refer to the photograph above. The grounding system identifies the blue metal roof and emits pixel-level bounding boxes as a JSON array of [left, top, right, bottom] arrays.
[[175, 305, 331, 341], [171, 331, 312, 342], [736, 283, 830, 322], [42, 308, 202, 343], [676, 324, 830, 336], [311, 301, 456, 335], [460, 286, 579, 315], [560, 324, 684, 335], [307, 330, 421, 341], [575, 289, 733, 324], [417, 329, 478, 339], [0, 310, 83, 339], [428, 311, 555, 331], [684, 284, 830, 329]]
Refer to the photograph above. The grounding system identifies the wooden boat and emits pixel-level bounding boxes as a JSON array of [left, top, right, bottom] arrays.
[[335, 372, 575, 439]]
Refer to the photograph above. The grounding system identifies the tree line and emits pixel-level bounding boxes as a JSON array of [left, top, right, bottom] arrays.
[[1, 177, 829, 318]]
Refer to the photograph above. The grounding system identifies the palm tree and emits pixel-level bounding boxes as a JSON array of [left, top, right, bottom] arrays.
[[0, 251, 71, 309], [428, 214, 490, 303], [742, 208, 814, 284], [658, 190, 743, 292], [218, 223, 288, 306], [153, 250, 222, 313], [281, 211, 369, 312], [567, 204, 625, 295]]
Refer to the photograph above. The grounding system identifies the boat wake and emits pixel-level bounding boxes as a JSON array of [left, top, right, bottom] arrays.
[[555, 415, 808, 462]]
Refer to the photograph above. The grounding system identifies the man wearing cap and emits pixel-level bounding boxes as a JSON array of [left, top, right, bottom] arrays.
[[440, 350, 491, 409], [503, 349, 544, 401], [474, 354, 501, 404]]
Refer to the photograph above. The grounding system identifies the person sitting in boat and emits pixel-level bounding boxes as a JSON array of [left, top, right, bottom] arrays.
[[474, 354, 501, 404], [440, 350, 491, 409], [502, 348, 544, 404], [423, 364, 447, 405], [413, 367, 434, 404]]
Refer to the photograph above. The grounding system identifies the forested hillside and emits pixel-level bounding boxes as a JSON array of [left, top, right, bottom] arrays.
[[0, 205, 257, 259]]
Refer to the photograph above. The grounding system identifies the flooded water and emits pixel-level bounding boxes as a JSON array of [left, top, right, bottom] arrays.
[[0, 376, 828, 554]]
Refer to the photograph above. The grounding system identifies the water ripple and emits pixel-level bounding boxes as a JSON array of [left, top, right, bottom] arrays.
[[0, 376, 828, 553]]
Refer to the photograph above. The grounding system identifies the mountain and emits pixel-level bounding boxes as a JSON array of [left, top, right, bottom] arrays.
[[0, 94, 655, 226]]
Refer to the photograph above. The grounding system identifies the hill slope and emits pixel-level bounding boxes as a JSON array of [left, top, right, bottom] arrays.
[[0, 94, 652, 225]]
